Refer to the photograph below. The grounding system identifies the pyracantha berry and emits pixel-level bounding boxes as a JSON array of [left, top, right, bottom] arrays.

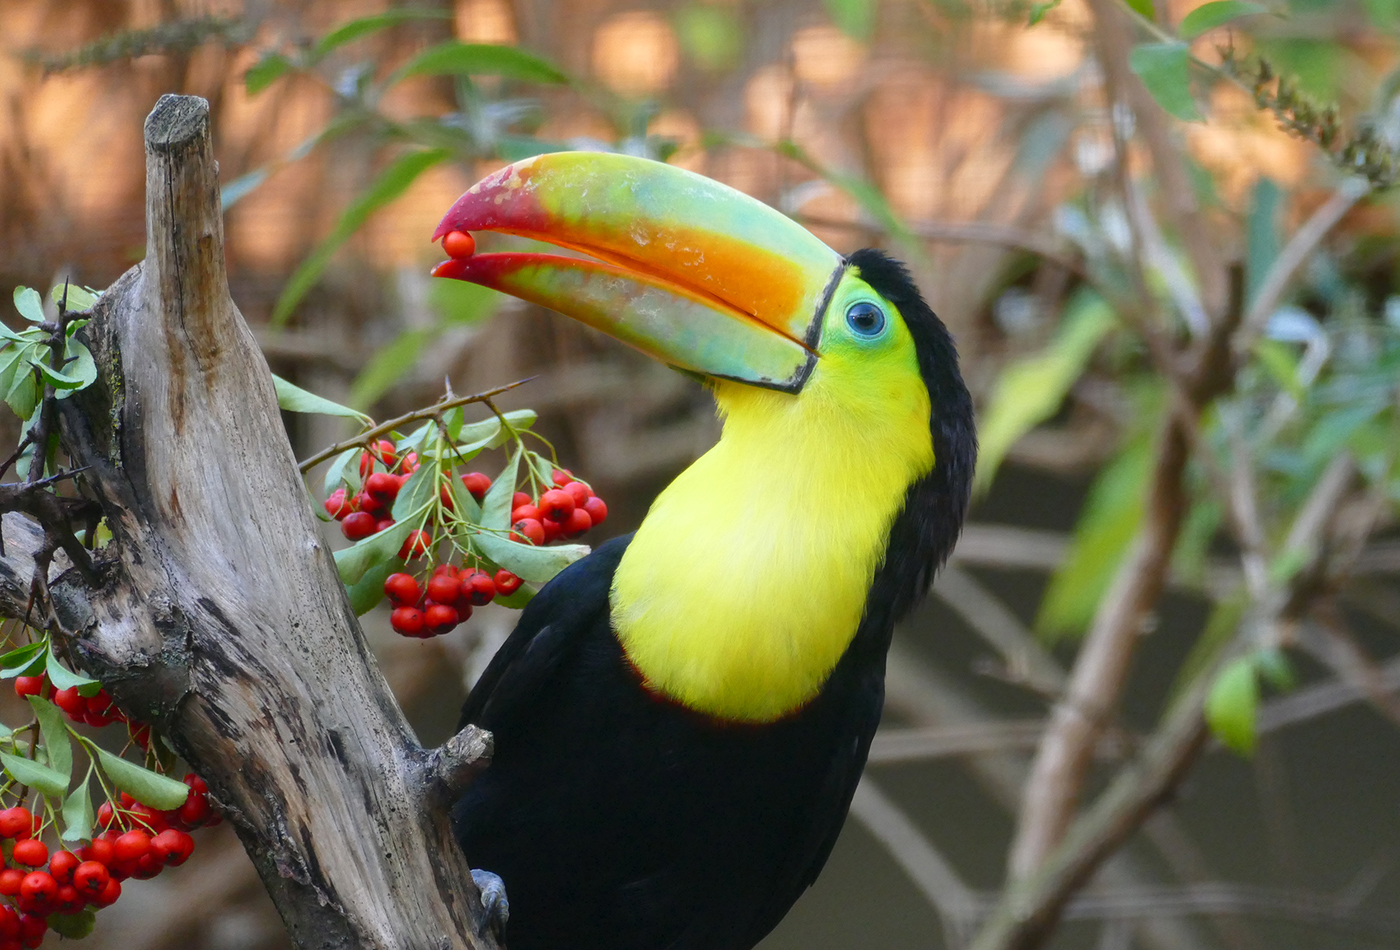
[[494, 570, 523, 596], [341, 511, 377, 541], [443, 230, 477, 259], [391, 607, 425, 638], [399, 530, 432, 560], [583, 496, 608, 526], [384, 573, 421, 606], [462, 472, 491, 500], [538, 489, 575, 523]]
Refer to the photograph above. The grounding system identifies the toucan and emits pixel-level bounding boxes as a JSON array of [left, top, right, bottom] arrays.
[[431, 152, 975, 950]]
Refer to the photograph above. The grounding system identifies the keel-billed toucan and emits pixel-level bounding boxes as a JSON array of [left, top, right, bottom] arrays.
[[432, 152, 975, 950]]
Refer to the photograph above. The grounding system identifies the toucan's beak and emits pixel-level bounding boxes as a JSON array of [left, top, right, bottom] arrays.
[[432, 152, 844, 392]]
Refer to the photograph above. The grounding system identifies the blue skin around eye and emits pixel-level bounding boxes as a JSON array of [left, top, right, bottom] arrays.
[[845, 302, 886, 337]]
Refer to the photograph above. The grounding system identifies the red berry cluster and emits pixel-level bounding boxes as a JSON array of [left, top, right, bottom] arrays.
[[0, 774, 216, 947], [509, 470, 608, 546], [323, 441, 428, 552], [383, 565, 524, 638], [14, 678, 149, 750]]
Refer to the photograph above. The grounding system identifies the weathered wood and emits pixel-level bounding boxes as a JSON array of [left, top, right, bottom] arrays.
[[8, 94, 496, 949]]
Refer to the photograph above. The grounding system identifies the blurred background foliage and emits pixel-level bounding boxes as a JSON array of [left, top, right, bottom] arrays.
[[5, 0, 1400, 948]]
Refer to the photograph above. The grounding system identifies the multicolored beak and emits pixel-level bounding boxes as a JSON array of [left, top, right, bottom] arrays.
[[431, 152, 844, 392]]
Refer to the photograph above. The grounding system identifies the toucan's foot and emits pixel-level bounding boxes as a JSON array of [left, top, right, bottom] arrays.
[[472, 868, 510, 940]]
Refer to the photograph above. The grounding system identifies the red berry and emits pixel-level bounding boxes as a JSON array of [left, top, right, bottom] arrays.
[[356, 491, 384, 515], [551, 468, 573, 487], [12, 840, 46, 868], [113, 830, 150, 863], [511, 504, 540, 523], [493, 569, 522, 595], [0, 808, 33, 840], [439, 484, 456, 511], [131, 803, 167, 833], [0, 870, 22, 896], [542, 517, 563, 542], [511, 491, 533, 509], [426, 574, 460, 604], [53, 688, 85, 721], [72, 861, 109, 895], [359, 451, 374, 478], [55, 883, 83, 914], [390, 607, 424, 638], [151, 829, 195, 866], [563, 507, 592, 538], [563, 480, 591, 507], [538, 489, 575, 523], [176, 791, 211, 829], [424, 603, 459, 635], [78, 839, 114, 867], [0, 906, 16, 938], [92, 876, 121, 907], [365, 471, 401, 504], [341, 511, 376, 540], [17, 913, 45, 946], [398, 530, 432, 560], [96, 801, 116, 831], [583, 496, 608, 526], [384, 573, 421, 606], [443, 230, 477, 259], [17, 872, 54, 904], [464, 571, 496, 606], [374, 439, 398, 470], [374, 517, 396, 534], [12, 677, 43, 700], [47, 851, 78, 885], [432, 563, 459, 578], [511, 518, 545, 546], [463, 472, 491, 500], [324, 488, 351, 520], [183, 773, 209, 794]]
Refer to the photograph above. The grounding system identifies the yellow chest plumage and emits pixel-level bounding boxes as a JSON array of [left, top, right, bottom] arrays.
[[610, 361, 933, 723]]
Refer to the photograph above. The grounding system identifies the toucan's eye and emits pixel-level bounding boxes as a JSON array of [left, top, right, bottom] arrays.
[[845, 302, 886, 337]]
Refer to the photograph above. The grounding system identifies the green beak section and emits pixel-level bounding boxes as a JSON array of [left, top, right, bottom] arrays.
[[432, 152, 844, 391]]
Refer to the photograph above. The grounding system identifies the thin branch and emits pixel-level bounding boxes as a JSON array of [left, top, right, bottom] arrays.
[[296, 377, 535, 473], [1238, 179, 1370, 353]]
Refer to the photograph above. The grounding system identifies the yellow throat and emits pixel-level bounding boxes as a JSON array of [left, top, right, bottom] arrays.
[[610, 343, 934, 723]]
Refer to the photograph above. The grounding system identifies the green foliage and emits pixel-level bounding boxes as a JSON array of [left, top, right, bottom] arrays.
[[1178, 1, 1268, 39], [675, 4, 744, 71], [92, 746, 192, 809], [272, 149, 451, 325], [1206, 656, 1259, 755], [1129, 42, 1202, 121], [389, 42, 569, 86], [823, 0, 877, 39], [976, 290, 1116, 494], [273, 374, 373, 425]]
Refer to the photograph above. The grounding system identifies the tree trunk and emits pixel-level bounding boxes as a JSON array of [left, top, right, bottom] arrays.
[[0, 94, 495, 950]]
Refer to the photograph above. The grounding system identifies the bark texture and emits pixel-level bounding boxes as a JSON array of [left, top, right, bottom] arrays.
[[2, 95, 495, 950]]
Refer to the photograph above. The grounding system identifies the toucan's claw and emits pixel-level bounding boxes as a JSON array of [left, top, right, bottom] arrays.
[[472, 868, 511, 941]]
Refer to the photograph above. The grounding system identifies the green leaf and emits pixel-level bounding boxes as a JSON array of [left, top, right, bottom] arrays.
[[92, 746, 190, 810], [1255, 647, 1296, 692], [346, 558, 398, 615], [1129, 42, 1201, 121], [1027, 0, 1062, 25], [46, 647, 100, 694], [0, 751, 70, 797], [48, 908, 95, 940], [1246, 177, 1282, 307], [821, 0, 875, 39], [391, 462, 438, 521], [60, 775, 94, 843], [273, 149, 451, 326], [0, 642, 46, 670], [27, 695, 71, 778], [447, 468, 483, 524], [1179, 0, 1267, 39], [1206, 657, 1259, 755], [975, 290, 1116, 493], [1125, 0, 1155, 17], [675, 4, 743, 70], [349, 328, 437, 410], [50, 284, 98, 312], [34, 360, 85, 390], [244, 51, 293, 94], [1037, 436, 1151, 639], [473, 532, 589, 584], [12, 287, 44, 323], [324, 447, 360, 497], [313, 9, 451, 59], [54, 340, 96, 399], [1254, 339, 1304, 400], [480, 447, 520, 531], [389, 42, 568, 86], [0, 646, 47, 681], [334, 519, 419, 586], [272, 374, 371, 423], [6, 369, 37, 421]]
